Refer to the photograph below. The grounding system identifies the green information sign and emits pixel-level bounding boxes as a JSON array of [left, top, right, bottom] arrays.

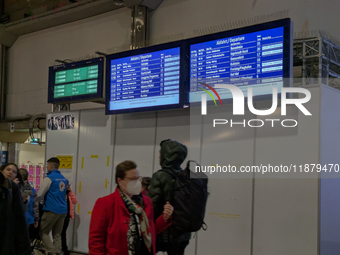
[[55, 65, 98, 84], [53, 64, 99, 98], [54, 80, 98, 98], [49, 58, 103, 103]]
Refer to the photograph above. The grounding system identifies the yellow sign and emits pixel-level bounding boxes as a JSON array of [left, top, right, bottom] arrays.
[[56, 155, 73, 169]]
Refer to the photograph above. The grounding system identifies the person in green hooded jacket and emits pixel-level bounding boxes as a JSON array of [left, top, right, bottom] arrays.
[[148, 139, 191, 255]]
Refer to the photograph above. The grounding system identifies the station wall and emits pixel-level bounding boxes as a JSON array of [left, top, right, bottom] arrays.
[[45, 86, 323, 254], [6, 0, 340, 118]]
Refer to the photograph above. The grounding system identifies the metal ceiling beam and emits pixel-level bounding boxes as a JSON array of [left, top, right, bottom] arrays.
[[0, 118, 46, 132]]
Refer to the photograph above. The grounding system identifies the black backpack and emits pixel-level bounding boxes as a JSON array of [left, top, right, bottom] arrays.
[[162, 160, 208, 235]]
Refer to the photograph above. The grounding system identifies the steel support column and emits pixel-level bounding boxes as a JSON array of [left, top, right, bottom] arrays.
[[0, 44, 6, 120], [294, 37, 340, 88], [130, 5, 148, 49]]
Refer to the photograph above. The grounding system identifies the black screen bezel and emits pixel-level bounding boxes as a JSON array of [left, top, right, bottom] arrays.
[[187, 18, 292, 106], [48, 57, 104, 104], [105, 41, 189, 115]]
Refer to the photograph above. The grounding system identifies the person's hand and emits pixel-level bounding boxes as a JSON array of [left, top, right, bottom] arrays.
[[22, 192, 29, 202], [34, 222, 39, 228], [13, 178, 19, 185], [163, 201, 174, 222]]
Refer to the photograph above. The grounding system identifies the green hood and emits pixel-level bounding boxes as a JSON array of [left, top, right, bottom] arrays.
[[160, 139, 187, 170]]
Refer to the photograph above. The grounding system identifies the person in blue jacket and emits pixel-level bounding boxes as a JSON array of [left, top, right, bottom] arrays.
[[19, 168, 39, 237], [35, 157, 69, 255]]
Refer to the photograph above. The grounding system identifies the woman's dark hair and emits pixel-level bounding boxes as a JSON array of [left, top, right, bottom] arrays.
[[16, 171, 25, 187], [0, 163, 24, 186], [0, 163, 18, 172], [19, 168, 29, 181], [115, 160, 137, 184], [142, 177, 151, 191]]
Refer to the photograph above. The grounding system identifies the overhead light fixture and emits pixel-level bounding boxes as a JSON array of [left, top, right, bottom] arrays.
[[113, 0, 124, 6]]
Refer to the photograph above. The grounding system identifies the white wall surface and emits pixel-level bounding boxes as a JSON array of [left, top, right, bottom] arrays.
[[149, 0, 340, 42], [21, 0, 339, 253], [253, 86, 320, 255], [320, 85, 340, 255], [44, 88, 325, 254], [19, 143, 46, 165], [195, 104, 254, 255], [46, 111, 80, 250], [73, 109, 115, 252], [114, 111, 157, 181], [6, 0, 340, 118], [6, 8, 131, 119]]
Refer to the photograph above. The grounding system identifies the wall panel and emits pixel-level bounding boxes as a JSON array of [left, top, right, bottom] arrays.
[[253, 86, 321, 255], [7, 8, 130, 118], [73, 109, 115, 252], [150, 0, 340, 43], [113, 112, 157, 184], [153, 108, 199, 254], [19, 143, 46, 165], [320, 85, 340, 255], [46, 111, 80, 251], [43, 95, 324, 254], [7, 0, 340, 119], [196, 105, 255, 255]]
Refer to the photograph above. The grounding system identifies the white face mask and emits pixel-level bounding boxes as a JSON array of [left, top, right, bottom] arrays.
[[125, 179, 142, 196]]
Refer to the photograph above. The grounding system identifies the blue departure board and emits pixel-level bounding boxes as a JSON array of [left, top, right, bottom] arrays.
[[189, 24, 291, 103], [107, 46, 183, 114]]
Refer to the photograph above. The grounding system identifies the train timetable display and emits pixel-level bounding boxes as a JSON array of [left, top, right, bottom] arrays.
[[190, 26, 286, 102], [53, 65, 99, 98], [108, 47, 181, 112]]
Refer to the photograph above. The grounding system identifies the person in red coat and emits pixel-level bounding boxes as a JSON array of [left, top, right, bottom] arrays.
[[89, 160, 173, 255]]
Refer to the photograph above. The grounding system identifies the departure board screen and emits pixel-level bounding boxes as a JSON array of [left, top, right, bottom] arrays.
[[48, 58, 104, 103], [189, 21, 291, 103], [106, 45, 186, 115]]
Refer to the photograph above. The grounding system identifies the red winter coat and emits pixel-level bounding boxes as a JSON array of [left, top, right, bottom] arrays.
[[89, 188, 172, 255]]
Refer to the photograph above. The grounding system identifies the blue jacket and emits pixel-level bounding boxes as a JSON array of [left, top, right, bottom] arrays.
[[26, 187, 36, 225], [43, 170, 68, 214]]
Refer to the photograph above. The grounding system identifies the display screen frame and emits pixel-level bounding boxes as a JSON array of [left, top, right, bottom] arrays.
[[48, 57, 104, 104], [187, 18, 293, 105], [105, 40, 189, 115]]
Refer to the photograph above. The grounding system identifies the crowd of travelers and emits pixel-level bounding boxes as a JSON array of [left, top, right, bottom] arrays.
[[0, 139, 203, 255]]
